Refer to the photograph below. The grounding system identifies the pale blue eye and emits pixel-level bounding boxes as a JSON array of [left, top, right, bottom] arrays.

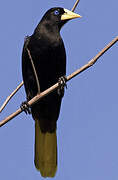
[[54, 10, 60, 16]]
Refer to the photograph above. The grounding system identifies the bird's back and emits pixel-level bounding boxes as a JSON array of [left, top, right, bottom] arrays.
[[22, 29, 66, 132]]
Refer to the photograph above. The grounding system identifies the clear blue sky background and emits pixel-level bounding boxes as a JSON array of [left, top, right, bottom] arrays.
[[0, 0, 118, 179]]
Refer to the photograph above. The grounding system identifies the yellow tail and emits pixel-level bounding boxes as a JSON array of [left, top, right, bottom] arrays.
[[34, 119, 57, 177]]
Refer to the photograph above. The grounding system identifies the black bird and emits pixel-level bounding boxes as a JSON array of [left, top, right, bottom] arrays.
[[22, 7, 81, 177]]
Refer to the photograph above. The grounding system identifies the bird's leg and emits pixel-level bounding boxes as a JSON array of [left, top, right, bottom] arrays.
[[20, 101, 31, 114], [57, 76, 67, 97]]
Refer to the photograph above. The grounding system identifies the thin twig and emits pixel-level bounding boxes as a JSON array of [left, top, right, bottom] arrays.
[[27, 48, 40, 93], [0, 1, 80, 113], [67, 36, 118, 81], [0, 81, 23, 113], [0, 47, 41, 113], [71, 0, 80, 12], [0, 36, 117, 127]]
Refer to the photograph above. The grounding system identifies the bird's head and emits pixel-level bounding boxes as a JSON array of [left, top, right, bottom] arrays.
[[39, 7, 81, 30]]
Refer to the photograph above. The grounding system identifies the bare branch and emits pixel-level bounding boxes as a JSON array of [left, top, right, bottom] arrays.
[[0, 36, 117, 127], [71, 0, 80, 12], [27, 48, 40, 93], [0, 81, 23, 113], [67, 36, 118, 81], [0, 46, 41, 113]]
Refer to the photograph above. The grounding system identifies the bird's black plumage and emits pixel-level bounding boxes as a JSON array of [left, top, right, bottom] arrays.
[[22, 7, 81, 177], [22, 7, 66, 132]]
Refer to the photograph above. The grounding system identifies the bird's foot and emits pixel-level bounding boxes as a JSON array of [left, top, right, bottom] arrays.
[[57, 76, 67, 96], [20, 101, 31, 114]]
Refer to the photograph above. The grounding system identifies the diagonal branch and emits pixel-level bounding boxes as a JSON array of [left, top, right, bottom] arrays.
[[71, 0, 80, 12], [0, 36, 118, 127], [0, 81, 23, 113], [27, 48, 40, 93], [67, 36, 118, 81], [0, 0, 81, 113]]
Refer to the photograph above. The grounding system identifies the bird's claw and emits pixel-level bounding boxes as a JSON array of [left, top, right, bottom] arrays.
[[20, 101, 31, 114], [57, 76, 67, 96]]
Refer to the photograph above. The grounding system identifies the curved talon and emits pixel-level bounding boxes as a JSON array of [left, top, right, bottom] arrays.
[[58, 76, 67, 88], [20, 101, 31, 114], [58, 76, 67, 96]]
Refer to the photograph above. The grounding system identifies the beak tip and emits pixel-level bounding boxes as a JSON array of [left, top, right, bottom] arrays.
[[61, 9, 82, 20]]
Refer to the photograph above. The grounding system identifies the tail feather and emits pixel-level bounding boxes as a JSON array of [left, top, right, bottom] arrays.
[[34, 119, 57, 177]]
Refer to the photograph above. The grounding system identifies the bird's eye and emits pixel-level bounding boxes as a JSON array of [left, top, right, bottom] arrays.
[[54, 10, 60, 16]]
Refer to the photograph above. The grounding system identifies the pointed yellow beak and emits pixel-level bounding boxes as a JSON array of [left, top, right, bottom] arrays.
[[61, 9, 82, 21]]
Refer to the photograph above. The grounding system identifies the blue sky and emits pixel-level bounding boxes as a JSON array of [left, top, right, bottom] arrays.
[[0, 0, 118, 179]]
